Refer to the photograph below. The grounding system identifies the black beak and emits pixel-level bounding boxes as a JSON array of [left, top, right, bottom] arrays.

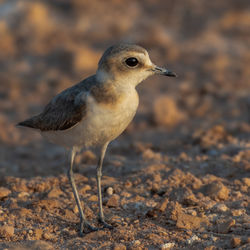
[[153, 66, 177, 77]]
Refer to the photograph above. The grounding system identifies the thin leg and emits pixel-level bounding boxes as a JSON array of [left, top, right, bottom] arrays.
[[96, 142, 113, 229], [67, 148, 98, 235]]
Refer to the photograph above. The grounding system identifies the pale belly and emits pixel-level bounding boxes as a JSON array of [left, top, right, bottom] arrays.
[[42, 91, 139, 149]]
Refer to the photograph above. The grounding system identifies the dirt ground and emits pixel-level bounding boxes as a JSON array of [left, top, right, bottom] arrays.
[[0, 0, 250, 249]]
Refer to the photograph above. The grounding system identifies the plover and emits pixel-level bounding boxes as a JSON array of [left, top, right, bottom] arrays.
[[18, 43, 176, 235]]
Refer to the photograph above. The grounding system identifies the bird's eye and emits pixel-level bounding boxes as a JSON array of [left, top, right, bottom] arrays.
[[125, 57, 139, 67]]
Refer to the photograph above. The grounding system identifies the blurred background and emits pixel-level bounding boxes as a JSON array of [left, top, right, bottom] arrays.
[[0, 1, 250, 248], [0, 0, 249, 177]]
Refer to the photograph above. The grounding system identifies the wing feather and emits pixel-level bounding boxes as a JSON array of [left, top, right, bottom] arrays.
[[18, 76, 94, 131]]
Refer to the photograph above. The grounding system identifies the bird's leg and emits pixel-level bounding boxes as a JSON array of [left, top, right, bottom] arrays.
[[96, 143, 113, 229], [67, 148, 98, 235]]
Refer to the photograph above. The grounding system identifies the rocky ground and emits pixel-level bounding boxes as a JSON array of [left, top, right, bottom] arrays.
[[0, 0, 250, 249]]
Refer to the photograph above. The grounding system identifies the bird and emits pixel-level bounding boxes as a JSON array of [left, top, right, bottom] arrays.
[[17, 43, 177, 235]]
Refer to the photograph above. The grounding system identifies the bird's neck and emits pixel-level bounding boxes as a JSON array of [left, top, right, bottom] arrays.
[[91, 72, 136, 106]]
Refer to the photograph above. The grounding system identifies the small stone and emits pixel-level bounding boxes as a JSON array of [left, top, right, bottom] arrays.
[[79, 185, 91, 194], [120, 191, 131, 198], [73, 205, 79, 214], [0, 187, 11, 199], [106, 187, 113, 196], [17, 192, 29, 198], [201, 182, 229, 200], [157, 198, 169, 212], [124, 181, 132, 188], [187, 235, 200, 244], [113, 243, 126, 250], [217, 219, 235, 233], [231, 237, 241, 248], [47, 187, 64, 198], [34, 228, 43, 240], [242, 178, 250, 187], [204, 246, 216, 250], [88, 195, 98, 201], [0, 225, 14, 238], [179, 152, 191, 161], [106, 194, 120, 207], [132, 240, 141, 247], [43, 231, 54, 240], [161, 242, 175, 249], [142, 149, 162, 161], [176, 213, 210, 230], [212, 203, 228, 212], [166, 201, 183, 221], [110, 215, 123, 225], [231, 209, 245, 216], [186, 209, 197, 216], [17, 208, 32, 218]]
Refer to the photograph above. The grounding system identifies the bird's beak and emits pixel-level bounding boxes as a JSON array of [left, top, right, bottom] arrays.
[[152, 66, 177, 77]]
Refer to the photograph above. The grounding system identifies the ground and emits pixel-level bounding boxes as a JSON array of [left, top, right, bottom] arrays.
[[0, 0, 250, 249]]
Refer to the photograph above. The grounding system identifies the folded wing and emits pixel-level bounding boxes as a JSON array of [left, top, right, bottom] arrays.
[[17, 78, 93, 131]]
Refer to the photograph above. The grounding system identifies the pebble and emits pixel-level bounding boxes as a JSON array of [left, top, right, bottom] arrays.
[[17, 191, 29, 198], [0, 225, 14, 238], [176, 213, 210, 230], [161, 242, 175, 249], [201, 182, 229, 200], [157, 198, 169, 212], [120, 191, 131, 198], [212, 203, 228, 212], [186, 235, 200, 244], [132, 240, 141, 246], [231, 237, 241, 248], [0, 187, 11, 199], [142, 149, 162, 161], [88, 195, 98, 202], [106, 194, 119, 207], [186, 209, 197, 216], [204, 246, 216, 250], [43, 231, 54, 240], [231, 209, 245, 216], [217, 219, 235, 233], [47, 187, 64, 198], [124, 181, 132, 188], [34, 228, 43, 239], [79, 184, 91, 194], [113, 243, 126, 250], [106, 187, 113, 196], [242, 177, 250, 187]]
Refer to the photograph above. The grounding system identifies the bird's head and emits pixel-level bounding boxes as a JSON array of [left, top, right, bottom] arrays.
[[96, 43, 176, 87]]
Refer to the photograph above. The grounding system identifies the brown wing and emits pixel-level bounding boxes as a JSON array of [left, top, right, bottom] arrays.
[[17, 77, 94, 131]]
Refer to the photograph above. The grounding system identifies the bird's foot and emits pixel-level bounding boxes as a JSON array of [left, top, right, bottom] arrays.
[[79, 221, 98, 236], [98, 217, 114, 229]]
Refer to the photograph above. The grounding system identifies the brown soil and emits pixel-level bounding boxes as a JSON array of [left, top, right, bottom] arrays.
[[0, 0, 250, 249]]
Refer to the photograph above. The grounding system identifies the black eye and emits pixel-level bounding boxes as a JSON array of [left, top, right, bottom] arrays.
[[125, 57, 138, 67]]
